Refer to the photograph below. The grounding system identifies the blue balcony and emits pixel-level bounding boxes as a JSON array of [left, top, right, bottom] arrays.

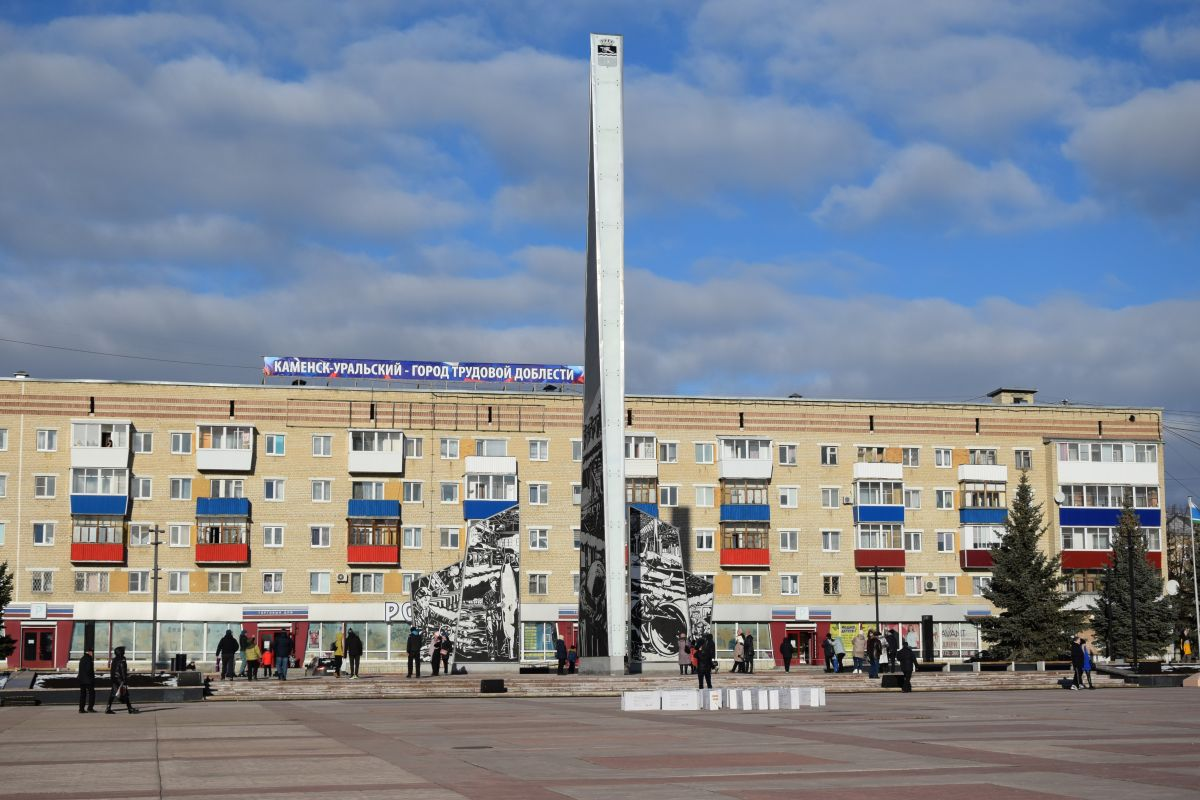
[[347, 499, 400, 519], [70, 495, 129, 516], [719, 504, 771, 523], [196, 497, 251, 517], [960, 508, 1008, 525], [629, 502, 659, 519], [464, 499, 518, 521], [853, 505, 905, 524], [1059, 508, 1161, 527]]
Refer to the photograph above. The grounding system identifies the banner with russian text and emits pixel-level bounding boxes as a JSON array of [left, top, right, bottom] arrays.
[[263, 356, 583, 384]]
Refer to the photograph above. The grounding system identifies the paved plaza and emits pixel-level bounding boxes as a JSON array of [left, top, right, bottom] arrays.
[[1, 689, 1198, 800]]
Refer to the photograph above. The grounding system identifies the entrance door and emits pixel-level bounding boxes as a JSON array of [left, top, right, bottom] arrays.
[[22, 628, 55, 669], [260, 626, 292, 667]]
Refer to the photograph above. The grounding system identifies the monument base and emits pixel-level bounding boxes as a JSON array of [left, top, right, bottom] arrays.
[[579, 655, 627, 676]]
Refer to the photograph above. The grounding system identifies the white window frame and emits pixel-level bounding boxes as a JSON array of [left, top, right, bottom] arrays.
[[168, 523, 191, 548], [34, 474, 57, 499], [403, 481, 423, 503], [404, 437, 424, 458], [570, 439, 583, 462], [402, 526, 422, 549], [904, 488, 921, 510], [132, 431, 153, 454], [440, 437, 460, 459], [309, 525, 331, 549], [780, 573, 800, 595], [972, 575, 992, 597], [694, 442, 715, 464], [659, 484, 679, 507], [263, 478, 285, 502], [439, 526, 461, 549], [528, 439, 549, 461], [262, 571, 284, 594], [820, 444, 838, 466], [822, 574, 841, 596], [695, 485, 716, 508], [33, 521, 56, 546], [528, 482, 549, 505], [312, 434, 332, 457], [821, 529, 840, 552], [528, 527, 549, 550], [36, 429, 58, 452], [937, 575, 957, 596], [902, 446, 920, 467], [571, 483, 582, 505], [934, 447, 952, 468], [311, 479, 332, 503], [527, 572, 550, 595], [262, 433, 285, 456], [778, 443, 798, 466], [170, 431, 192, 455], [778, 486, 799, 509], [936, 530, 956, 553], [169, 476, 192, 501], [31, 569, 55, 593], [779, 529, 799, 552], [694, 529, 715, 551], [440, 482, 460, 504], [659, 441, 678, 463], [207, 571, 243, 594], [820, 487, 840, 509], [168, 570, 190, 594], [903, 529, 923, 552], [263, 525, 285, 548], [935, 488, 954, 510], [132, 476, 152, 500], [309, 571, 331, 594], [731, 574, 762, 596], [1014, 448, 1033, 470], [350, 572, 384, 594]]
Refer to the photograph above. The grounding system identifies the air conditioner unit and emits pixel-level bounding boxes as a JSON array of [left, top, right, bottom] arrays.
[[924, 580, 936, 593], [336, 572, 349, 584], [842, 496, 853, 505]]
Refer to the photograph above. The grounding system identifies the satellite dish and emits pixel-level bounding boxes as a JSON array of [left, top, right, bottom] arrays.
[[1166, 579, 1180, 596], [1053, 491, 1065, 505]]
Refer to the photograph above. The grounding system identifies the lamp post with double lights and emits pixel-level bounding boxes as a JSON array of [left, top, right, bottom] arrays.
[[148, 525, 164, 672]]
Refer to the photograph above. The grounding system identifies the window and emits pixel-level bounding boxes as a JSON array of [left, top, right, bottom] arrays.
[[659, 485, 678, 507], [625, 435, 656, 459], [263, 478, 285, 501], [311, 480, 331, 502], [264, 434, 285, 455], [722, 480, 769, 505], [264, 525, 284, 548], [350, 430, 402, 453], [571, 484, 582, 505], [905, 575, 923, 596], [528, 483, 549, 505], [0, 474, 5, 498], [440, 437, 460, 459], [935, 489, 954, 510], [31, 571, 53, 593], [440, 527, 461, 549], [731, 575, 761, 595], [821, 530, 840, 552], [71, 467, 128, 495], [133, 476, 152, 500], [167, 431, 192, 454], [168, 571, 188, 594], [822, 575, 841, 596], [528, 439, 549, 461], [721, 438, 771, 460], [402, 572, 420, 594], [963, 525, 1004, 549], [780, 574, 800, 595], [857, 446, 885, 463], [199, 425, 252, 450], [170, 477, 192, 500], [309, 572, 330, 594], [779, 529, 799, 552], [961, 482, 1006, 508], [856, 481, 901, 505], [523, 621, 557, 660], [312, 435, 332, 457], [659, 442, 678, 463], [529, 527, 549, 550], [860, 575, 888, 596], [820, 445, 838, 466], [572, 527, 581, 550], [0, 521, 4, 545], [476, 439, 507, 457], [902, 447, 920, 467], [527, 573, 549, 595], [440, 482, 460, 503], [779, 444, 797, 465], [778, 486, 799, 508], [695, 442, 715, 464], [857, 523, 902, 549], [934, 448, 952, 467], [351, 480, 385, 500], [821, 487, 840, 509], [73, 422, 128, 449], [903, 529, 922, 552], [0, 428, 6, 450], [1015, 449, 1032, 470], [168, 524, 190, 547], [263, 572, 284, 593], [72, 519, 123, 544], [128, 524, 151, 547], [404, 437, 423, 458], [903, 488, 921, 509], [1063, 570, 1102, 594], [209, 478, 244, 498], [1144, 528, 1162, 551], [937, 531, 955, 553], [128, 571, 150, 593], [972, 576, 992, 596], [695, 529, 715, 551], [351, 572, 384, 594], [467, 474, 517, 501], [36, 429, 58, 451], [572, 573, 580, 595], [76, 571, 110, 593], [132, 431, 153, 454], [571, 440, 583, 462], [969, 449, 997, 466], [34, 475, 56, 498], [310, 525, 331, 548], [938, 576, 957, 596], [403, 481, 423, 503], [33, 522, 55, 545], [695, 485, 715, 507], [402, 526, 422, 548]]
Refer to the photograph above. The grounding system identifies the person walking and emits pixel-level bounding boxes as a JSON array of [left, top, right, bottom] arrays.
[[273, 631, 292, 680], [885, 628, 899, 673], [104, 646, 139, 714], [744, 632, 756, 674], [438, 631, 452, 675], [851, 631, 867, 674], [78, 647, 96, 713], [243, 640, 260, 681], [1081, 638, 1095, 689], [1070, 635, 1085, 690], [732, 633, 745, 674], [332, 630, 345, 678], [822, 633, 836, 673], [555, 636, 568, 675], [697, 632, 715, 689], [897, 640, 916, 692], [867, 630, 883, 679], [779, 636, 794, 672], [676, 636, 690, 676], [261, 639, 274, 678], [833, 635, 846, 673], [216, 629, 239, 681], [345, 628, 363, 679], [406, 627, 423, 678]]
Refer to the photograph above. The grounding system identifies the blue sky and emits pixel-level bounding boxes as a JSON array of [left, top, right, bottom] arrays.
[[0, 0, 1198, 500]]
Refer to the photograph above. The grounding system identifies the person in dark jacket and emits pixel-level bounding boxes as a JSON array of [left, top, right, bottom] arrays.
[[439, 631, 452, 675], [345, 629, 364, 679], [1070, 635, 1085, 690], [554, 636, 568, 675], [779, 636, 795, 672], [885, 628, 900, 673], [78, 648, 96, 713], [216, 630, 239, 680], [105, 646, 138, 714], [867, 630, 883, 679], [822, 633, 836, 673], [273, 631, 293, 680], [237, 630, 250, 677], [406, 627, 423, 678], [897, 641, 916, 692], [696, 633, 716, 689], [744, 632, 755, 674]]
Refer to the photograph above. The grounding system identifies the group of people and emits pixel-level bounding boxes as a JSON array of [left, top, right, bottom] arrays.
[[1070, 635, 1096, 690], [215, 629, 300, 680], [554, 637, 579, 674], [402, 626, 456, 678], [823, 629, 916, 690], [76, 646, 139, 714]]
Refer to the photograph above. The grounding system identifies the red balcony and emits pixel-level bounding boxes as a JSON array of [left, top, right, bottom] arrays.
[[720, 547, 770, 568], [195, 542, 250, 564], [70, 542, 126, 564], [854, 549, 905, 570], [347, 544, 401, 566], [1060, 551, 1163, 570], [960, 549, 994, 570]]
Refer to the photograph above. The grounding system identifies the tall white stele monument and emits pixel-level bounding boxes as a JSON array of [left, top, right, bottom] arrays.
[[578, 33, 628, 674]]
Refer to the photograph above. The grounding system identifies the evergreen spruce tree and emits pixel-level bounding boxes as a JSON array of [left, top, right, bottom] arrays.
[[1090, 500, 1174, 660], [978, 471, 1084, 660], [0, 562, 14, 660]]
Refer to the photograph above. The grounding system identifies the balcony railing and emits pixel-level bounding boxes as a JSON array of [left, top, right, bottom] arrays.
[[960, 549, 994, 570], [1061, 550, 1162, 571], [195, 542, 250, 564], [70, 542, 126, 564], [854, 549, 905, 570], [720, 547, 770, 568]]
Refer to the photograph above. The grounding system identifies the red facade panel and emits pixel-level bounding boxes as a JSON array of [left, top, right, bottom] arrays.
[[854, 549, 905, 570], [719, 547, 770, 568], [70, 542, 126, 564], [346, 544, 401, 566], [959, 549, 994, 570], [195, 543, 250, 564]]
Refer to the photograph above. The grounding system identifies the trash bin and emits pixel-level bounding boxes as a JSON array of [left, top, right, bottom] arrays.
[[174, 653, 188, 671]]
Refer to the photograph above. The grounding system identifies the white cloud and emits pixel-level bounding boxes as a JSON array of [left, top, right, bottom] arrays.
[[1139, 20, 1200, 62], [1064, 81, 1200, 217], [812, 143, 1097, 232]]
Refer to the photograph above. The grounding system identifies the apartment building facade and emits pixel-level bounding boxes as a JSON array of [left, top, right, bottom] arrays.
[[0, 378, 1164, 671]]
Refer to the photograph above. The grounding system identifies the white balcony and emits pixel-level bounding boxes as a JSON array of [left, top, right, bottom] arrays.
[[71, 445, 130, 470], [347, 450, 405, 475], [958, 464, 1008, 483], [625, 457, 658, 479], [71, 419, 131, 469], [718, 459, 773, 480], [1057, 461, 1159, 486], [852, 462, 903, 481], [465, 456, 518, 475], [197, 448, 254, 472]]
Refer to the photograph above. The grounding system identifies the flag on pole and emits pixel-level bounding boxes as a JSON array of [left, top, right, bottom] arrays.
[[1191, 499, 1200, 524]]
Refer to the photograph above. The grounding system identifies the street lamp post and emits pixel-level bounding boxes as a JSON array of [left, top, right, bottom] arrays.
[[1128, 525, 1139, 670], [149, 525, 164, 673], [872, 566, 881, 634]]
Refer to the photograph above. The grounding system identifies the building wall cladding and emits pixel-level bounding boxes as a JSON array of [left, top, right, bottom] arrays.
[[0, 378, 1165, 664]]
